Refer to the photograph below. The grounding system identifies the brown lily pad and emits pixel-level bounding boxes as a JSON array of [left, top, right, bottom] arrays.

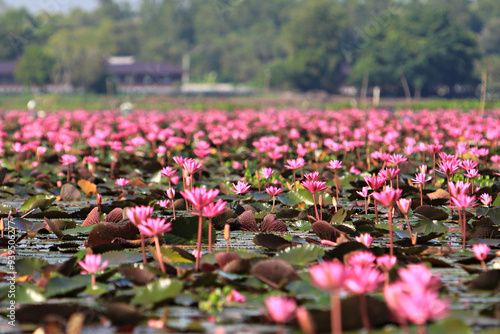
[[260, 214, 287, 232], [104, 303, 145, 326], [215, 251, 242, 269], [311, 220, 351, 244], [468, 269, 500, 290], [251, 259, 299, 287], [104, 207, 124, 223], [118, 267, 157, 286], [253, 233, 292, 250], [60, 183, 82, 202], [85, 219, 139, 247], [235, 210, 259, 232], [82, 207, 101, 226], [414, 205, 449, 220]]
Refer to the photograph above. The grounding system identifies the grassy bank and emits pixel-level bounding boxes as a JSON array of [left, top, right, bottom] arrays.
[[0, 92, 499, 111]]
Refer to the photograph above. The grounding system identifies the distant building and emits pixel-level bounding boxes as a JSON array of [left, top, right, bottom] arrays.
[[0, 57, 184, 94]]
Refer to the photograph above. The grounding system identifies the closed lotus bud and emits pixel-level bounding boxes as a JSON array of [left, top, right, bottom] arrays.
[[318, 195, 323, 207], [97, 193, 102, 205], [224, 223, 230, 240]]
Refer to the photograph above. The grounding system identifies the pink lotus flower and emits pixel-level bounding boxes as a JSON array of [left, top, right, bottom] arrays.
[[265, 296, 297, 324], [304, 171, 320, 181], [157, 199, 171, 208], [327, 160, 342, 169], [389, 153, 407, 165], [384, 283, 449, 326], [397, 264, 441, 293], [301, 180, 327, 194], [126, 205, 154, 226], [309, 260, 346, 291], [192, 249, 203, 258], [450, 193, 476, 210], [364, 175, 385, 190], [411, 172, 431, 185], [115, 178, 129, 187], [180, 187, 219, 211], [196, 199, 227, 218], [138, 217, 172, 237], [226, 289, 246, 303], [372, 187, 402, 208], [479, 193, 492, 206], [183, 158, 202, 174], [78, 254, 109, 287], [284, 158, 305, 170], [165, 188, 175, 199], [231, 181, 251, 195], [376, 255, 397, 272], [60, 154, 78, 166], [397, 198, 412, 215], [265, 186, 283, 196], [260, 167, 274, 179], [355, 233, 373, 248], [344, 265, 384, 294], [348, 251, 376, 267], [160, 166, 177, 177], [79, 254, 109, 275], [472, 243, 490, 261]]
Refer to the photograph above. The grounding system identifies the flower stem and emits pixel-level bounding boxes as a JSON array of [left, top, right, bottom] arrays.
[[208, 218, 213, 254], [330, 292, 342, 334], [374, 199, 379, 224], [154, 235, 166, 274], [140, 234, 147, 264], [404, 215, 414, 245], [462, 209, 467, 250], [195, 215, 203, 271], [91, 273, 96, 287], [359, 294, 370, 331], [388, 206, 394, 257], [312, 194, 319, 221]]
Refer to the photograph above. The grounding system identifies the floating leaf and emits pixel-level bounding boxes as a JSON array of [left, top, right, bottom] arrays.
[[163, 216, 209, 245], [427, 317, 472, 334], [131, 278, 183, 305], [329, 208, 347, 224], [414, 206, 449, 221], [100, 250, 144, 266], [78, 179, 97, 197], [486, 207, 500, 225], [159, 247, 193, 263], [13, 217, 46, 234], [64, 225, 94, 234], [15, 257, 50, 277], [414, 220, 449, 235], [13, 284, 46, 303], [290, 220, 312, 231], [251, 259, 299, 287], [253, 233, 292, 250], [275, 244, 325, 265], [60, 183, 82, 202], [20, 194, 56, 212], [44, 275, 92, 298], [0, 204, 16, 214]]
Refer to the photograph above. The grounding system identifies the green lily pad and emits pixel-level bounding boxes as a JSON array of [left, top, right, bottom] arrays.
[[414, 220, 449, 235], [13, 284, 46, 303], [15, 257, 50, 277], [290, 220, 312, 231], [63, 225, 94, 234], [487, 207, 500, 225], [159, 247, 193, 263], [329, 208, 347, 224], [274, 244, 325, 266], [100, 250, 144, 266], [0, 204, 16, 214], [163, 216, 209, 245], [131, 278, 183, 305], [20, 194, 56, 212], [44, 274, 92, 298], [427, 317, 472, 334]]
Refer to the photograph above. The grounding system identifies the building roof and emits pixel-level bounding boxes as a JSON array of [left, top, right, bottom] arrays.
[[106, 61, 183, 77], [0, 61, 17, 75]]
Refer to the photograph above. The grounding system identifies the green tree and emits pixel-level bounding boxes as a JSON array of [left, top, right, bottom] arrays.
[[14, 45, 55, 88], [274, 0, 348, 92], [350, 2, 479, 98], [48, 20, 116, 91]]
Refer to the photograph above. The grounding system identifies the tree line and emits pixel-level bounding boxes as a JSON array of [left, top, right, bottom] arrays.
[[1, 0, 500, 98]]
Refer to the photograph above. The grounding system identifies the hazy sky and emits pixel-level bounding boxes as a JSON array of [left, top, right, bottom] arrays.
[[3, 0, 139, 13]]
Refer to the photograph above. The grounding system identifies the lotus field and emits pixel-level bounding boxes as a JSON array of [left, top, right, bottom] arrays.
[[1, 108, 500, 333]]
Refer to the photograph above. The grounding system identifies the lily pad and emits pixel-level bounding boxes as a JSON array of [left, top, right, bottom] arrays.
[[163, 216, 209, 245], [44, 274, 92, 297], [100, 250, 144, 266], [131, 278, 183, 305], [20, 194, 56, 212], [275, 244, 325, 265]]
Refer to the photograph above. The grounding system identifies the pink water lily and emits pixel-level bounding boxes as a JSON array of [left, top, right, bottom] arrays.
[[78, 254, 109, 287]]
